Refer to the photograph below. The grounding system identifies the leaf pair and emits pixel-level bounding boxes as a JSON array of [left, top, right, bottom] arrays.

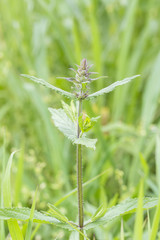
[[21, 74, 140, 100], [0, 198, 158, 230]]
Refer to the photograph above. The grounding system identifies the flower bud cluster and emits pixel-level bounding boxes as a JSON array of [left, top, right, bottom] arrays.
[[59, 58, 99, 99], [73, 59, 94, 99]]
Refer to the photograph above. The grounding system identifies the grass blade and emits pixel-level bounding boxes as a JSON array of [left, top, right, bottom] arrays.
[[14, 145, 24, 206], [156, 135, 160, 192], [121, 218, 124, 240], [141, 53, 160, 127], [147, 209, 151, 237], [3, 151, 24, 240], [54, 169, 110, 206], [3, 151, 18, 208], [0, 130, 6, 240], [112, 0, 140, 120], [25, 188, 38, 240], [133, 179, 144, 240], [149, 196, 160, 240]]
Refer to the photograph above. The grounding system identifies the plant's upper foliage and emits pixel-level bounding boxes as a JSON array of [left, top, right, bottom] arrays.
[[21, 59, 140, 151], [21, 59, 140, 100]]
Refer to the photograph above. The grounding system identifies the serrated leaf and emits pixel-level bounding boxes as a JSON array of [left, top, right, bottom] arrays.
[[49, 108, 97, 149], [48, 108, 77, 141], [74, 137, 97, 150], [87, 75, 140, 99], [0, 207, 72, 230], [84, 197, 158, 230], [21, 74, 75, 99]]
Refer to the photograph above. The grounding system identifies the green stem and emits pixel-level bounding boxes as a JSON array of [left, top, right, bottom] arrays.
[[77, 99, 84, 240]]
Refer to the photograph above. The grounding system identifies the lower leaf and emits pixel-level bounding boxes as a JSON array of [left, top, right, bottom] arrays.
[[84, 197, 158, 230]]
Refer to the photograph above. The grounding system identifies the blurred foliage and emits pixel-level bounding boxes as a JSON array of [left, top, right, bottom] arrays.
[[0, 0, 160, 239]]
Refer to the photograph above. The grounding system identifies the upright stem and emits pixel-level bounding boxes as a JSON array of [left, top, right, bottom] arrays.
[[77, 99, 84, 240]]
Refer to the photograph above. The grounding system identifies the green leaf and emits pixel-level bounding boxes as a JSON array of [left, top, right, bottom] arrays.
[[78, 114, 100, 133], [3, 151, 17, 208], [47, 204, 68, 223], [48, 108, 97, 149], [0, 207, 72, 230], [91, 204, 107, 222], [140, 153, 149, 177], [74, 137, 97, 150], [147, 210, 151, 238], [7, 220, 24, 240], [3, 151, 24, 240], [84, 197, 158, 230], [149, 195, 160, 240], [133, 179, 144, 240], [87, 75, 140, 99], [1, 132, 6, 240], [14, 144, 24, 206], [21, 74, 75, 99], [121, 218, 124, 240], [156, 135, 160, 192], [61, 100, 77, 123], [25, 188, 38, 240], [48, 108, 77, 141]]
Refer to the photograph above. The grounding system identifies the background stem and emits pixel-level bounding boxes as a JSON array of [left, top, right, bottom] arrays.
[[77, 99, 84, 240]]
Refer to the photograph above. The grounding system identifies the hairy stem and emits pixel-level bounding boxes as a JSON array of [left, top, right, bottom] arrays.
[[77, 99, 84, 240]]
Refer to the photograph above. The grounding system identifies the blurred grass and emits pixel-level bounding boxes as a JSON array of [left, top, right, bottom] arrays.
[[0, 0, 160, 239]]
